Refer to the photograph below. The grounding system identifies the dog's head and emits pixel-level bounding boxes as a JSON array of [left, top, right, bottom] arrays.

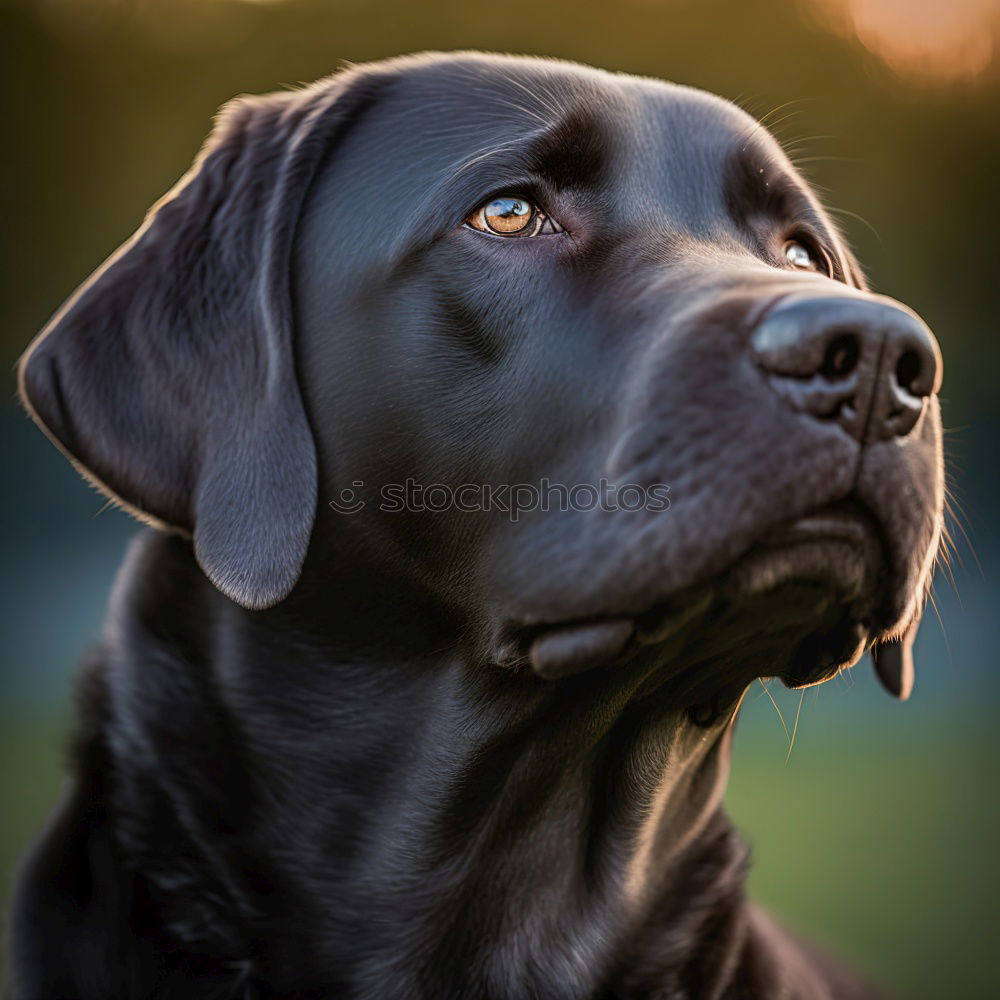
[[19, 53, 943, 707]]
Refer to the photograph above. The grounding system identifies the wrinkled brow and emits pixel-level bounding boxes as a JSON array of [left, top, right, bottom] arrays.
[[517, 105, 611, 190], [416, 104, 612, 236]]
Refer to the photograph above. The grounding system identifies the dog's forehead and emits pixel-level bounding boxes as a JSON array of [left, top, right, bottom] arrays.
[[368, 55, 772, 181], [300, 55, 803, 272]]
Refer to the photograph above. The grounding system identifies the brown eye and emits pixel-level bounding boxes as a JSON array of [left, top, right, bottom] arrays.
[[465, 195, 561, 237], [482, 195, 533, 233]]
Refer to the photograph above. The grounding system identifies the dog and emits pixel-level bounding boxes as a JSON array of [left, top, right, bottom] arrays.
[[8, 52, 942, 999]]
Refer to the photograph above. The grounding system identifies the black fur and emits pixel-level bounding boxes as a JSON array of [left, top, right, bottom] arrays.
[[9, 52, 943, 999]]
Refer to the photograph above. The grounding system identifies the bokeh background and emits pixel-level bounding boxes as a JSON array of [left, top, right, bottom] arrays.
[[2, 0, 998, 995]]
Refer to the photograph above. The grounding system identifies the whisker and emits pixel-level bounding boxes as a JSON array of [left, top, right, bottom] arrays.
[[94, 497, 118, 518], [935, 521, 961, 596], [741, 99, 812, 152], [824, 206, 883, 245], [758, 678, 790, 746], [758, 98, 815, 131], [943, 488, 982, 579], [766, 110, 812, 139], [785, 690, 805, 764], [926, 586, 952, 666], [788, 155, 859, 166]]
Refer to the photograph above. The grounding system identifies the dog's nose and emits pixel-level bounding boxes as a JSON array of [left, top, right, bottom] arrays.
[[750, 295, 941, 442]]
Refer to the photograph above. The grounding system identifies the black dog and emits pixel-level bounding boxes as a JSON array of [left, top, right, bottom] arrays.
[[9, 53, 942, 999]]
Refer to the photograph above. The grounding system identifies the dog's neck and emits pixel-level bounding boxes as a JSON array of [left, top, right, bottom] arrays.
[[94, 531, 806, 999]]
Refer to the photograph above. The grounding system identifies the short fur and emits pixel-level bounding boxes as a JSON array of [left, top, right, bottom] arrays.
[[9, 53, 943, 999]]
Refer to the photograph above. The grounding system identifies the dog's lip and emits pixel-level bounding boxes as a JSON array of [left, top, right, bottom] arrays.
[[529, 619, 637, 680], [720, 498, 883, 604], [520, 499, 886, 682], [753, 499, 878, 553]]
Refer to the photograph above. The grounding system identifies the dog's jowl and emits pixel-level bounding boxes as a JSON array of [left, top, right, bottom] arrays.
[[9, 53, 942, 1000]]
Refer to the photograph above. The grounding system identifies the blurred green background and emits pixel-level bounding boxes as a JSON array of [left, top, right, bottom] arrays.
[[1, 0, 998, 996]]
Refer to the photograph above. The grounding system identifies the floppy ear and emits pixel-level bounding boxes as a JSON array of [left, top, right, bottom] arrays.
[[19, 72, 374, 610]]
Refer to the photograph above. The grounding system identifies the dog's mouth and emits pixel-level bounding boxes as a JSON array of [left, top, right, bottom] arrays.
[[505, 499, 907, 704]]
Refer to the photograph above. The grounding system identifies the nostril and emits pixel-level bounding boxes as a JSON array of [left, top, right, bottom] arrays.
[[749, 294, 940, 442], [819, 332, 860, 380], [895, 349, 923, 396]]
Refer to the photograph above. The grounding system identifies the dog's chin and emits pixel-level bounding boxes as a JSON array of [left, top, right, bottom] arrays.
[[511, 501, 894, 706]]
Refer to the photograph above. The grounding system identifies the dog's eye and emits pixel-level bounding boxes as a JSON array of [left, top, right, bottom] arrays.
[[465, 195, 560, 237], [783, 239, 824, 272]]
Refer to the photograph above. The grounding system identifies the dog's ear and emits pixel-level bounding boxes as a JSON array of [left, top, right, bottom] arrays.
[[19, 72, 376, 610]]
